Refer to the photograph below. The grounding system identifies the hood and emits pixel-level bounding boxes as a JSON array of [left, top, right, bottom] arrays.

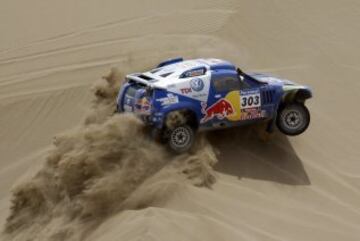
[[249, 72, 296, 86]]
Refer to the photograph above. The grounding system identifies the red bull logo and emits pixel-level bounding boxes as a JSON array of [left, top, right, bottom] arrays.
[[201, 99, 235, 123], [135, 97, 151, 114]]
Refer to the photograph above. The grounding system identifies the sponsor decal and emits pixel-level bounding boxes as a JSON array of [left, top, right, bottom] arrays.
[[238, 90, 262, 120], [240, 107, 262, 120], [156, 94, 179, 106], [191, 93, 207, 99], [200, 90, 263, 123], [180, 88, 192, 94], [190, 78, 204, 92], [240, 90, 261, 108], [135, 97, 151, 114], [200, 99, 235, 123]]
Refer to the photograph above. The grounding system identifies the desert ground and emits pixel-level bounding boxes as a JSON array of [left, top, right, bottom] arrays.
[[1, 0, 360, 240]]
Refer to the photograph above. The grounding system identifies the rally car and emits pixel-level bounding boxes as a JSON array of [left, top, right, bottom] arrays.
[[116, 58, 312, 153]]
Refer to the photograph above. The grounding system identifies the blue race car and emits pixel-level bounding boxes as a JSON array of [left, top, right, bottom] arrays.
[[117, 58, 312, 153]]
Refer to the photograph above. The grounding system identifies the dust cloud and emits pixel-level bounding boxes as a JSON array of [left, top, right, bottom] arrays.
[[3, 68, 218, 241]]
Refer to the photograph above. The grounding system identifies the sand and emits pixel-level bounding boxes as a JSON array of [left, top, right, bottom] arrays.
[[1, 0, 360, 240]]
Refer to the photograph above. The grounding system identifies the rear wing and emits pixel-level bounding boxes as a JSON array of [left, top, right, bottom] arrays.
[[126, 74, 149, 86], [126, 74, 165, 89]]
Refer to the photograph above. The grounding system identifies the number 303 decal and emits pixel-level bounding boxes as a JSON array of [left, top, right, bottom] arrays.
[[241, 94, 260, 108]]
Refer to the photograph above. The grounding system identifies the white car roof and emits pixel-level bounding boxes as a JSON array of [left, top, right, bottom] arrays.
[[127, 58, 233, 89]]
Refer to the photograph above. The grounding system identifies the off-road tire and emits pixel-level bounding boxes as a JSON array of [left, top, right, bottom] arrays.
[[168, 125, 194, 153], [276, 103, 310, 136]]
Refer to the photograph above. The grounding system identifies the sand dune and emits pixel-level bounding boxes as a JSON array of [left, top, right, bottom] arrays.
[[1, 0, 360, 240]]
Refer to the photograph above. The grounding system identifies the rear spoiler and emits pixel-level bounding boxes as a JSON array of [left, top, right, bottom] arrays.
[[126, 74, 149, 85], [126, 74, 165, 89]]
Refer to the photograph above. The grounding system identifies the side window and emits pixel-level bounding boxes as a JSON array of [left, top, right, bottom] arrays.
[[213, 77, 241, 92], [180, 67, 206, 78]]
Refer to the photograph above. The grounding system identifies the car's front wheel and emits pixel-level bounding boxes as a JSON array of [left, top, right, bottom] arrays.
[[276, 103, 310, 136], [168, 125, 195, 153]]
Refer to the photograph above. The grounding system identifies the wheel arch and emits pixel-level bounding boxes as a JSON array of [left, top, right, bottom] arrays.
[[282, 87, 312, 105], [163, 104, 200, 130]]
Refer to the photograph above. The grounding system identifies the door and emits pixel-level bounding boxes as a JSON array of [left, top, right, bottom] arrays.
[[200, 73, 264, 128], [200, 74, 243, 127]]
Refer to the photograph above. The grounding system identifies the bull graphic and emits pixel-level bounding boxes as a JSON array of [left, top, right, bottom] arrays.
[[201, 99, 235, 123]]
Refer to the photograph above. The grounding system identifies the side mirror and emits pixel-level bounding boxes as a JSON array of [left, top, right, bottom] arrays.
[[237, 67, 245, 75]]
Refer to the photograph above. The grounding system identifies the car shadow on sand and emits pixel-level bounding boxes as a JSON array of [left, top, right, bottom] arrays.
[[208, 126, 310, 185]]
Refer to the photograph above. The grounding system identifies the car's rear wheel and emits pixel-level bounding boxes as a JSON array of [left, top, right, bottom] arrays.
[[276, 103, 310, 136], [168, 125, 194, 153]]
